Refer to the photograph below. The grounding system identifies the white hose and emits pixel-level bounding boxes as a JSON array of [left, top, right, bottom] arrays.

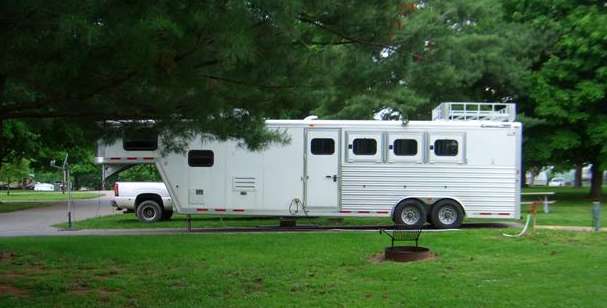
[[503, 214, 531, 237]]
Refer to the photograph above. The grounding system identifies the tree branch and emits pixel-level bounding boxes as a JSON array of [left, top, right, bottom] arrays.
[[297, 14, 391, 48]]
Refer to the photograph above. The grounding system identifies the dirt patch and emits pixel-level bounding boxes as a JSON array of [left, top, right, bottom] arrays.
[[368, 252, 385, 264], [0, 283, 28, 297], [369, 251, 438, 264], [0, 251, 16, 262]]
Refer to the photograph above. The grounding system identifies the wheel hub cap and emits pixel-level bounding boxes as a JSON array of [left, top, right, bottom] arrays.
[[401, 207, 420, 225], [438, 206, 457, 225], [143, 207, 155, 219]]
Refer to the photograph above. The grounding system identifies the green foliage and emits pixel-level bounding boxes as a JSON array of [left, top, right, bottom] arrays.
[[315, 0, 533, 120], [109, 164, 162, 183], [0, 158, 30, 193], [505, 1, 607, 196], [1, 0, 400, 151]]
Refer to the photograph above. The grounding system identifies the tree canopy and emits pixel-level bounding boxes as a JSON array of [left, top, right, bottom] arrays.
[[1, 1, 400, 152], [505, 0, 607, 199]]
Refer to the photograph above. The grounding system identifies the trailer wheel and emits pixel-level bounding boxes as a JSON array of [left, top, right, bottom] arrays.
[[393, 200, 426, 228], [136, 200, 163, 223], [430, 200, 464, 229], [161, 210, 173, 221]]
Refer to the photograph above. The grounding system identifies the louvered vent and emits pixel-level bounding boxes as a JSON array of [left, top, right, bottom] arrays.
[[232, 177, 256, 191]]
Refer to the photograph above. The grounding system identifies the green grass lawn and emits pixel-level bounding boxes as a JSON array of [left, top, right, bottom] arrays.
[[0, 230, 605, 307], [519, 186, 604, 227], [56, 214, 393, 230], [0, 191, 101, 202], [58, 187, 603, 230], [0, 202, 51, 213]]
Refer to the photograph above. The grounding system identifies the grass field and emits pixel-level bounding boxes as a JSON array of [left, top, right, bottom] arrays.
[[0, 202, 51, 214], [0, 191, 102, 213], [58, 187, 603, 230], [0, 191, 101, 202], [0, 229, 605, 307]]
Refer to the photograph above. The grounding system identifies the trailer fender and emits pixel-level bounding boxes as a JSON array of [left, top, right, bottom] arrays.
[[135, 193, 165, 210]]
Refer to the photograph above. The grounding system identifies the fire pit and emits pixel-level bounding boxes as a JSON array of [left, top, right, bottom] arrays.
[[384, 246, 432, 262], [379, 227, 433, 262]]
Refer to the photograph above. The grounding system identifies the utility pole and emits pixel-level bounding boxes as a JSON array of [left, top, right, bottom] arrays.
[[51, 154, 73, 230]]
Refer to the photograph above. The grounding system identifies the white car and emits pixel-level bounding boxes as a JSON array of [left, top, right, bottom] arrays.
[[548, 178, 566, 187], [112, 182, 173, 223], [33, 183, 55, 191]]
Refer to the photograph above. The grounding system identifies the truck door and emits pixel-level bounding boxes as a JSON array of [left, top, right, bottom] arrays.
[[306, 129, 340, 209]]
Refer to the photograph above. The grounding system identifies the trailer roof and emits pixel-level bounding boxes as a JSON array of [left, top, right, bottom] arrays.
[[265, 119, 521, 128]]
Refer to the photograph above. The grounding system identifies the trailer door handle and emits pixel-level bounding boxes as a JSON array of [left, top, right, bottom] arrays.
[[332, 175, 337, 182]]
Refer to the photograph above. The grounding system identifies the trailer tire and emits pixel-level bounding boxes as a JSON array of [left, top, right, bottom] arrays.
[[393, 200, 426, 228], [430, 199, 464, 229], [161, 210, 173, 221], [136, 200, 163, 223]]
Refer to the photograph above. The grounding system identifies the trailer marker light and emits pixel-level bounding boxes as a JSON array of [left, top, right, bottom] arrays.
[[110, 157, 121, 160], [498, 213, 510, 216], [196, 208, 208, 212], [357, 211, 370, 214], [479, 212, 492, 215], [232, 209, 245, 212], [143, 157, 155, 160], [376, 211, 389, 214], [215, 208, 226, 212], [127, 157, 137, 160], [339, 210, 352, 213]]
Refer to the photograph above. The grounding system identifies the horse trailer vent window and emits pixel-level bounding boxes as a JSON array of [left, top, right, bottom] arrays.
[[434, 139, 459, 156], [311, 138, 335, 155], [188, 150, 214, 167], [393, 139, 418, 156], [352, 138, 377, 155], [123, 134, 158, 151]]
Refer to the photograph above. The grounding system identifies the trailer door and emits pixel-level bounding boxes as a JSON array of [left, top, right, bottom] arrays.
[[306, 129, 340, 209]]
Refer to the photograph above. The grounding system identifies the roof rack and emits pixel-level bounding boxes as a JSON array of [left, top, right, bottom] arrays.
[[432, 102, 516, 122]]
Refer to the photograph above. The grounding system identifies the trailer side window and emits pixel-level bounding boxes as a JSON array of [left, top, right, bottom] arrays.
[[188, 150, 214, 167], [352, 138, 377, 155], [434, 139, 458, 156], [311, 138, 335, 155], [393, 139, 417, 156], [123, 132, 158, 151]]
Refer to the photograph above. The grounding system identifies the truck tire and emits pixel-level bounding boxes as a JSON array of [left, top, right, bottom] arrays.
[[393, 200, 426, 228], [430, 200, 464, 229], [136, 200, 163, 223], [161, 210, 173, 221]]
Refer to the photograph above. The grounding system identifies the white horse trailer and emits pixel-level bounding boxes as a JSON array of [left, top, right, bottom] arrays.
[[96, 102, 522, 228]]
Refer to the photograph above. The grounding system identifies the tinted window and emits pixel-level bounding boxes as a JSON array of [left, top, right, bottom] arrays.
[[394, 139, 417, 156], [123, 132, 158, 151], [353, 138, 377, 155], [311, 138, 335, 155], [434, 139, 458, 156], [188, 150, 214, 167]]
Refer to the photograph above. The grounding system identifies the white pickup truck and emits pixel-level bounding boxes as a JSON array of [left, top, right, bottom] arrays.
[[112, 182, 173, 223]]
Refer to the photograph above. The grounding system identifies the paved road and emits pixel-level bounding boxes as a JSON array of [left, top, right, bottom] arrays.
[[0, 191, 116, 237]]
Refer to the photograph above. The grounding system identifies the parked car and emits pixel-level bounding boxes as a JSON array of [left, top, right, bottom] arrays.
[[548, 178, 567, 187], [34, 183, 55, 191], [112, 182, 173, 223]]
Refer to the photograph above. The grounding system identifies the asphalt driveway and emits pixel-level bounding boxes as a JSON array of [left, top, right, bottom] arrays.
[[0, 191, 116, 237]]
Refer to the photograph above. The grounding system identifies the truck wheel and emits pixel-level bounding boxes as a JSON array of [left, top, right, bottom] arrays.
[[136, 200, 163, 223], [161, 210, 173, 221], [393, 200, 426, 228], [431, 200, 464, 229]]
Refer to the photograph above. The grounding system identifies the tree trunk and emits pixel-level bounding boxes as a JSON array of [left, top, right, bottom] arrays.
[[590, 163, 603, 201], [574, 164, 583, 188]]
